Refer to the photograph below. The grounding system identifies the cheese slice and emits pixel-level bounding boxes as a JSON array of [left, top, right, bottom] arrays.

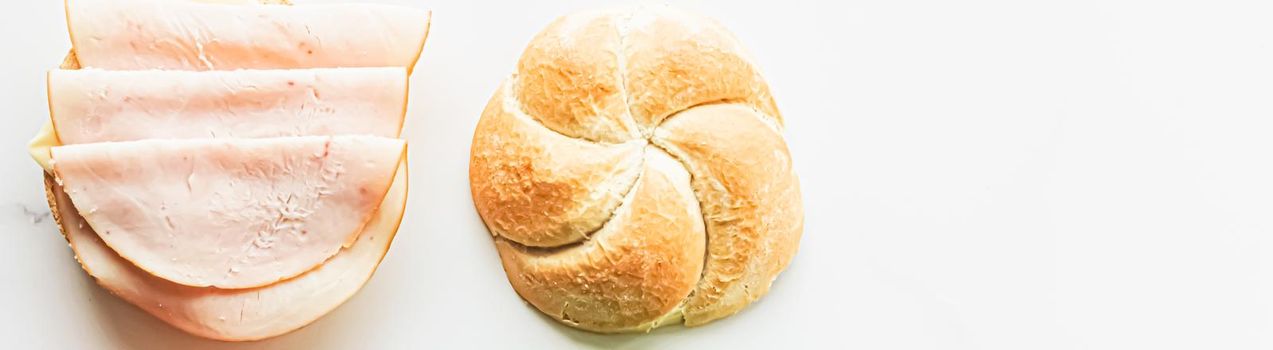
[[46, 160, 407, 341], [28, 122, 57, 173], [66, 0, 431, 71], [48, 68, 408, 144], [52, 136, 405, 289]]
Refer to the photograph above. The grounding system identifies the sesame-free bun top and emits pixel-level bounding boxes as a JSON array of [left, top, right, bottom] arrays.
[[469, 6, 803, 333]]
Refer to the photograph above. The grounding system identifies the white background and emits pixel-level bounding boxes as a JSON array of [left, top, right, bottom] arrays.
[[3, 0, 1273, 349]]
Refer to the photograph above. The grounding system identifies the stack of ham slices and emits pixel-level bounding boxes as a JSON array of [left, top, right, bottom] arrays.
[[28, 0, 429, 341]]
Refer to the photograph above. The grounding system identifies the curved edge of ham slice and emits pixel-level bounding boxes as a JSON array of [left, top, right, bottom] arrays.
[[66, 0, 432, 71], [51, 136, 405, 289], [45, 159, 408, 341], [48, 67, 409, 144]]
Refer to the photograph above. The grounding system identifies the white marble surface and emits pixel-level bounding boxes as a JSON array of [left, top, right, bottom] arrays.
[[4, 0, 1273, 349]]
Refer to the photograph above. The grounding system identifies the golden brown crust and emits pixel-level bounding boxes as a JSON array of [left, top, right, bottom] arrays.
[[470, 81, 644, 247], [44, 53, 78, 241], [652, 104, 803, 325], [44, 176, 68, 242], [622, 8, 782, 132], [495, 148, 704, 332], [515, 10, 640, 143], [470, 6, 803, 333]]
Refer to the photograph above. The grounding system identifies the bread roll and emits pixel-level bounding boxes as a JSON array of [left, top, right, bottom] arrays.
[[469, 6, 803, 333]]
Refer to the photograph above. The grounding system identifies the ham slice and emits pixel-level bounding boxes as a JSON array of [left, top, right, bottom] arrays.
[[48, 68, 408, 144], [66, 0, 431, 71], [51, 136, 405, 289], [45, 161, 408, 341]]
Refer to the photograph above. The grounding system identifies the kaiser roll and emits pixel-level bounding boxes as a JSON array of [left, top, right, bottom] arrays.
[[469, 6, 804, 333]]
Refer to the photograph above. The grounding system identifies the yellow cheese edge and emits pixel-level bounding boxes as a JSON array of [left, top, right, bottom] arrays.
[[29, 122, 57, 173], [35, 65, 411, 340], [34, 1, 413, 338], [45, 157, 409, 341], [38, 116, 409, 339]]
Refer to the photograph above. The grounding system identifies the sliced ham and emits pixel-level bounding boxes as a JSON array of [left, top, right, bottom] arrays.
[[45, 161, 408, 341], [48, 68, 408, 144], [67, 0, 431, 71], [51, 136, 405, 289]]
